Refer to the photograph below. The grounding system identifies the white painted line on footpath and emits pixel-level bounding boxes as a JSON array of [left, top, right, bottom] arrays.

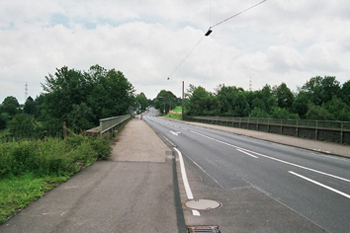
[[289, 171, 350, 199], [190, 130, 350, 184], [237, 149, 258, 158]]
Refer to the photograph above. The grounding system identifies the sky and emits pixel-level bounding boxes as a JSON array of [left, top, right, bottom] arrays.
[[1, 0, 350, 104]]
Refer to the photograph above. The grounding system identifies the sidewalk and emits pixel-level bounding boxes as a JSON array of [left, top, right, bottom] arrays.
[[0, 119, 178, 233], [165, 118, 350, 158]]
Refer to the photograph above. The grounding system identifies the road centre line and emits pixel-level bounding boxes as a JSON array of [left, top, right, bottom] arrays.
[[190, 130, 350, 184], [289, 171, 350, 200]]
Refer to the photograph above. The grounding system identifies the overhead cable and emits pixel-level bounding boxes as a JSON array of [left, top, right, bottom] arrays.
[[205, 0, 268, 37], [167, 36, 205, 80], [167, 0, 268, 80]]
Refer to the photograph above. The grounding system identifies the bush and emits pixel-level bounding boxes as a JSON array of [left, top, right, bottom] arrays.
[[0, 134, 111, 178]]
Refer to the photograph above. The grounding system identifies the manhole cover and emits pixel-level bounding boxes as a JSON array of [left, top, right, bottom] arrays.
[[184, 199, 221, 210]]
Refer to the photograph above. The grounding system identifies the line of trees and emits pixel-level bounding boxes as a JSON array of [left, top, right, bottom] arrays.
[[0, 65, 137, 138], [186, 76, 350, 121]]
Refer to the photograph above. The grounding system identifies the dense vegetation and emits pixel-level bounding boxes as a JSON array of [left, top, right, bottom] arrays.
[[0, 133, 111, 224], [185, 76, 350, 121], [0, 64, 131, 224], [0, 65, 136, 139]]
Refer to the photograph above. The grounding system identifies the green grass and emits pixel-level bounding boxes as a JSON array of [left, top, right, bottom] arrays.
[[0, 129, 9, 138], [171, 106, 182, 113], [0, 174, 68, 224], [164, 106, 183, 120]]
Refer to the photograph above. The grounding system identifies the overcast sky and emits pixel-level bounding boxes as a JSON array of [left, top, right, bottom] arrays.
[[1, 0, 350, 104]]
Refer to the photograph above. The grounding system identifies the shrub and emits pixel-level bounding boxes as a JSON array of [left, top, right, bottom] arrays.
[[0, 133, 111, 178]]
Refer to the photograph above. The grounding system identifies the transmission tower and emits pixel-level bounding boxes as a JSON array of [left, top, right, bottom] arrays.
[[249, 77, 252, 91], [25, 82, 28, 101]]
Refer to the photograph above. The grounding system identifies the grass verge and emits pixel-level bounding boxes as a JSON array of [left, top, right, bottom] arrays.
[[0, 133, 111, 225], [0, 174, 68, 224], [164, 106, 183, 120]]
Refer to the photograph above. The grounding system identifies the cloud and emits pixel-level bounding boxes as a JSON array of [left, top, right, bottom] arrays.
[[1, 0, 350, 104]]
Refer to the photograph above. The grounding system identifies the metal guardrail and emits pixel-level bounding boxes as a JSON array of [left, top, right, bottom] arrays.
[[100, 114, 131, 135], [184, 116, 350, 130], [184, 115, 350, 144]]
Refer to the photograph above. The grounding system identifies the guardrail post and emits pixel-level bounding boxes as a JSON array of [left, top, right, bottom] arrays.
[[341, 122, 344, 144], [296, 120, 299, 137], [315, 120, 318, 140]]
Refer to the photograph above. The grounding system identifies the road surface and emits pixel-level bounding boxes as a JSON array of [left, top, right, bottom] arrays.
[[144, 108, 350, 233]]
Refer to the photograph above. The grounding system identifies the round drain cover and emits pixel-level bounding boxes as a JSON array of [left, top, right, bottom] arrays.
[[184, 199, 221, 210]]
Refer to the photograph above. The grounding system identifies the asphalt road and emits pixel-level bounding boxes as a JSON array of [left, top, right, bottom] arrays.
[[144, 108, 350, 233]]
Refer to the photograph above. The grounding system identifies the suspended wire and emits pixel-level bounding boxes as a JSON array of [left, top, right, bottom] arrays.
[[167, 36, 205, 80], [167, 0, 268, 80], [211, 0, 267, 29]]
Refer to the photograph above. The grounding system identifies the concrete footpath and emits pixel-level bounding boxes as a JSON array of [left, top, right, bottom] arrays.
[[0, 119, 178, 233]]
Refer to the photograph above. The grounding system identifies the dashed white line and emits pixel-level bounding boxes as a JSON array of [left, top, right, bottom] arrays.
[[190, 130, 350, 184], [237, 149, 258, 158], [289, 171, 350, 199]]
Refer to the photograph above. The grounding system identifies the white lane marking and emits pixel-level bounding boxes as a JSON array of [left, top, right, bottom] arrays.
[[163, 135, 176, 147], [173, 147, 200, 216], [170, 131, 179, 136], [289, 171, 350, 200], [190, 130, 350, 184], [174, 147, 194, 200], [237, 149, 258, 158], [192, 210, 201, 216]]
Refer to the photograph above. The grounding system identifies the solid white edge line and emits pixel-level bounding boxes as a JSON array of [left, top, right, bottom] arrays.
[[174, 147, 194, 200], [289, 171, 350, 199], [237, 149, 258, 158], [190, 130, 350, 184], [173, 147, 201, 216]]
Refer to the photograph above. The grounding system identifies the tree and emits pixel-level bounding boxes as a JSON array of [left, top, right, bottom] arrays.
[[154, 90, 177, 114], [215, 84, 245, 115], [67, 102, 95, 132], [41, 66, 88, 121], [249, 107, 270, 118], [7, 113, 37, 138], [186, 85, 217, 116], [231, 92, 250, 117], [41, 65, 135, 131], [135, 92, 149, 112], [292, 92, 309, 118], [23, 96, 37, 115], [323, 96, 350, 121], [305, 104, 335, 120], [87, 65, 135, 120], [274, 83, 294, 110], [341, 80, 350, 104], [0, 96, 20, 117], [301, 76, 341, 105]]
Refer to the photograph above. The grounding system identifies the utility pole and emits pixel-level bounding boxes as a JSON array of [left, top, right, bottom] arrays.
[[182, 81, 184, 118]]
